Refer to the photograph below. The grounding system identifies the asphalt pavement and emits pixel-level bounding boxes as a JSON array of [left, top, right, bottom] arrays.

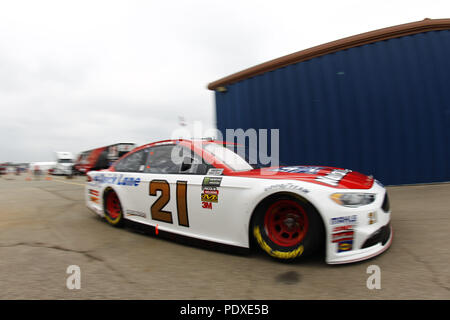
[[0, 173, 448, 299]]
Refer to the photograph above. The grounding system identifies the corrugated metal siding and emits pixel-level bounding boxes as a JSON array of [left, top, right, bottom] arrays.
[[215, 30, 450, 185]]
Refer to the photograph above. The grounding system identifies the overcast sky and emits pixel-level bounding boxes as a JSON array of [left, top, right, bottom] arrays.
[[0, 0, 448, 162]]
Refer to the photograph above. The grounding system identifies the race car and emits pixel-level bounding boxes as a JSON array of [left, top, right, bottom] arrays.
[[85, 139, 392, 264]]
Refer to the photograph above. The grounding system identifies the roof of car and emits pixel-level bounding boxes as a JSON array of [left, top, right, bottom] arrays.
[[130, 139, 236, 153]]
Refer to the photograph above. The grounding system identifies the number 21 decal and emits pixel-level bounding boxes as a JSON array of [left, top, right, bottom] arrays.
[[149, 180, 189, 227]]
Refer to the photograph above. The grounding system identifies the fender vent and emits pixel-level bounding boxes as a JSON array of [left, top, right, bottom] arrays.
[[381, 193, 390, 212], [361, 223, 391, 249]]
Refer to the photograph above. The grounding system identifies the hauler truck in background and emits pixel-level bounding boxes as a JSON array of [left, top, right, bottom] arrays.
[[53, 152, 74, 175], [74, 143, 135, 175]]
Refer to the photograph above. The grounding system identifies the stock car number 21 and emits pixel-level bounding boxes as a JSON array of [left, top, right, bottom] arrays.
[[149, 180, 189, 227]]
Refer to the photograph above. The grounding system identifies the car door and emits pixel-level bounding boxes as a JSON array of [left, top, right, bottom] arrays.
[[112, 147, 150, 222], [118, 143, 253, 248], [134, 144, 205, 234], [140, 143, 250, 247]]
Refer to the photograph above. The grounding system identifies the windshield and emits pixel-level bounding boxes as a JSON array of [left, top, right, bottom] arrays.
[[203, 142, 285, 171], [203, 143, 253, 171], [58, 159, 73, 163]]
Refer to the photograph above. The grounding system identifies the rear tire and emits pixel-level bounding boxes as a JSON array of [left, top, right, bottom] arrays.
[[252, 195, 323, 261], [104, 189, 125, 227]]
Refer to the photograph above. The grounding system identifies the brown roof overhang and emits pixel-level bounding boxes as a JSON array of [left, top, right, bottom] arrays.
[[207, 18, 450, 90]]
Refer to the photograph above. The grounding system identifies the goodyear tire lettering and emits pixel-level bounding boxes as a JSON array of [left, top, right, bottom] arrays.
[[253, 226, 304, 259], [105, 213, 121, 225]]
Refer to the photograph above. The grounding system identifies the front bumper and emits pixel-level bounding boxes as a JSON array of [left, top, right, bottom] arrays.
[[327, 224, 393, 264], [322, 184, 393, 264]]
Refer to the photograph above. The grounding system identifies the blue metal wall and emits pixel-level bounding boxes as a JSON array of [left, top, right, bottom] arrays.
[[215, 30, 450, 185]]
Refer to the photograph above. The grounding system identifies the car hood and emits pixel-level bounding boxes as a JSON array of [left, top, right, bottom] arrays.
[[227, 165, 374, 189]]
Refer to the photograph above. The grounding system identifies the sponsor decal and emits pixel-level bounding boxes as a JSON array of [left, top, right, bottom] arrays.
[[201, 188, 219, 209], [332, 224, 355, 253], [90, 196, 99, 203], [316, 169, 352, 186], [271, 166, 323, 174], [201, 193, 218, 203], [206, 168, 223, 176], [201, 177, 222, 209], [117, 176, 141, 186], [126, 210, 146, 218], [202, 176, 222, 188], [89, 189, 99, 196], [330, 215, 358, 225], [368, 212, 377, 225], [92, 173, 141, 187], [203, 189, 219, 195], [331, 226, 354, 243], [200, 187, 219, 209], [264, 183, 309, 194], [338, 240, 353, 252], [202, 202, 213, 209]]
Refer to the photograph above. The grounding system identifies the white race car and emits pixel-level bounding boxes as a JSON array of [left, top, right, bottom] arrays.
[[86, 139, 392, 264]]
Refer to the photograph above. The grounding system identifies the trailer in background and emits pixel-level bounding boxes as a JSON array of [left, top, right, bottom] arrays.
[[74, 143, 136, 174], [53, 151, 74, 175]]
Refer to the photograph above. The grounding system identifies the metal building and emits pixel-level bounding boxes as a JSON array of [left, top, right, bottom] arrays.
[[208, 19, 450, 185]]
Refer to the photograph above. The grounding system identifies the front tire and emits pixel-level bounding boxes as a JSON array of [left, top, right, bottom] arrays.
[[252, 195, 323, 260], [104, 189, 125, 227]]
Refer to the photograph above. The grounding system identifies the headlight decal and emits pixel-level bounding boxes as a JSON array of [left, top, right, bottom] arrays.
[[330, 193, 376, 207]]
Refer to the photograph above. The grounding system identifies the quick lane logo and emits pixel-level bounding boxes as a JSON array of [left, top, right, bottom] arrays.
[[316, 169, 352, 186], [93, 174, 141, 187], [117, 176, 141, 186]]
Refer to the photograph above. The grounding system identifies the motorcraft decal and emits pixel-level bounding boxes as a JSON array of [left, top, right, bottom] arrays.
[[316, 169, 352, 186], [271, 166, 324, 174]]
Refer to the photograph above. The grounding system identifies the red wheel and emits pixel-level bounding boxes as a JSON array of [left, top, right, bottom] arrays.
[[264, 200, 309, 247], [104, 189, 124, 227], [252, 195, 323, 260]]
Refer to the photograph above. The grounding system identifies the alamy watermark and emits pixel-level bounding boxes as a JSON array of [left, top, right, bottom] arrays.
[[170, 121, 280, 175], [66, 265, 81, 290], [366, 265, 381, 290]]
